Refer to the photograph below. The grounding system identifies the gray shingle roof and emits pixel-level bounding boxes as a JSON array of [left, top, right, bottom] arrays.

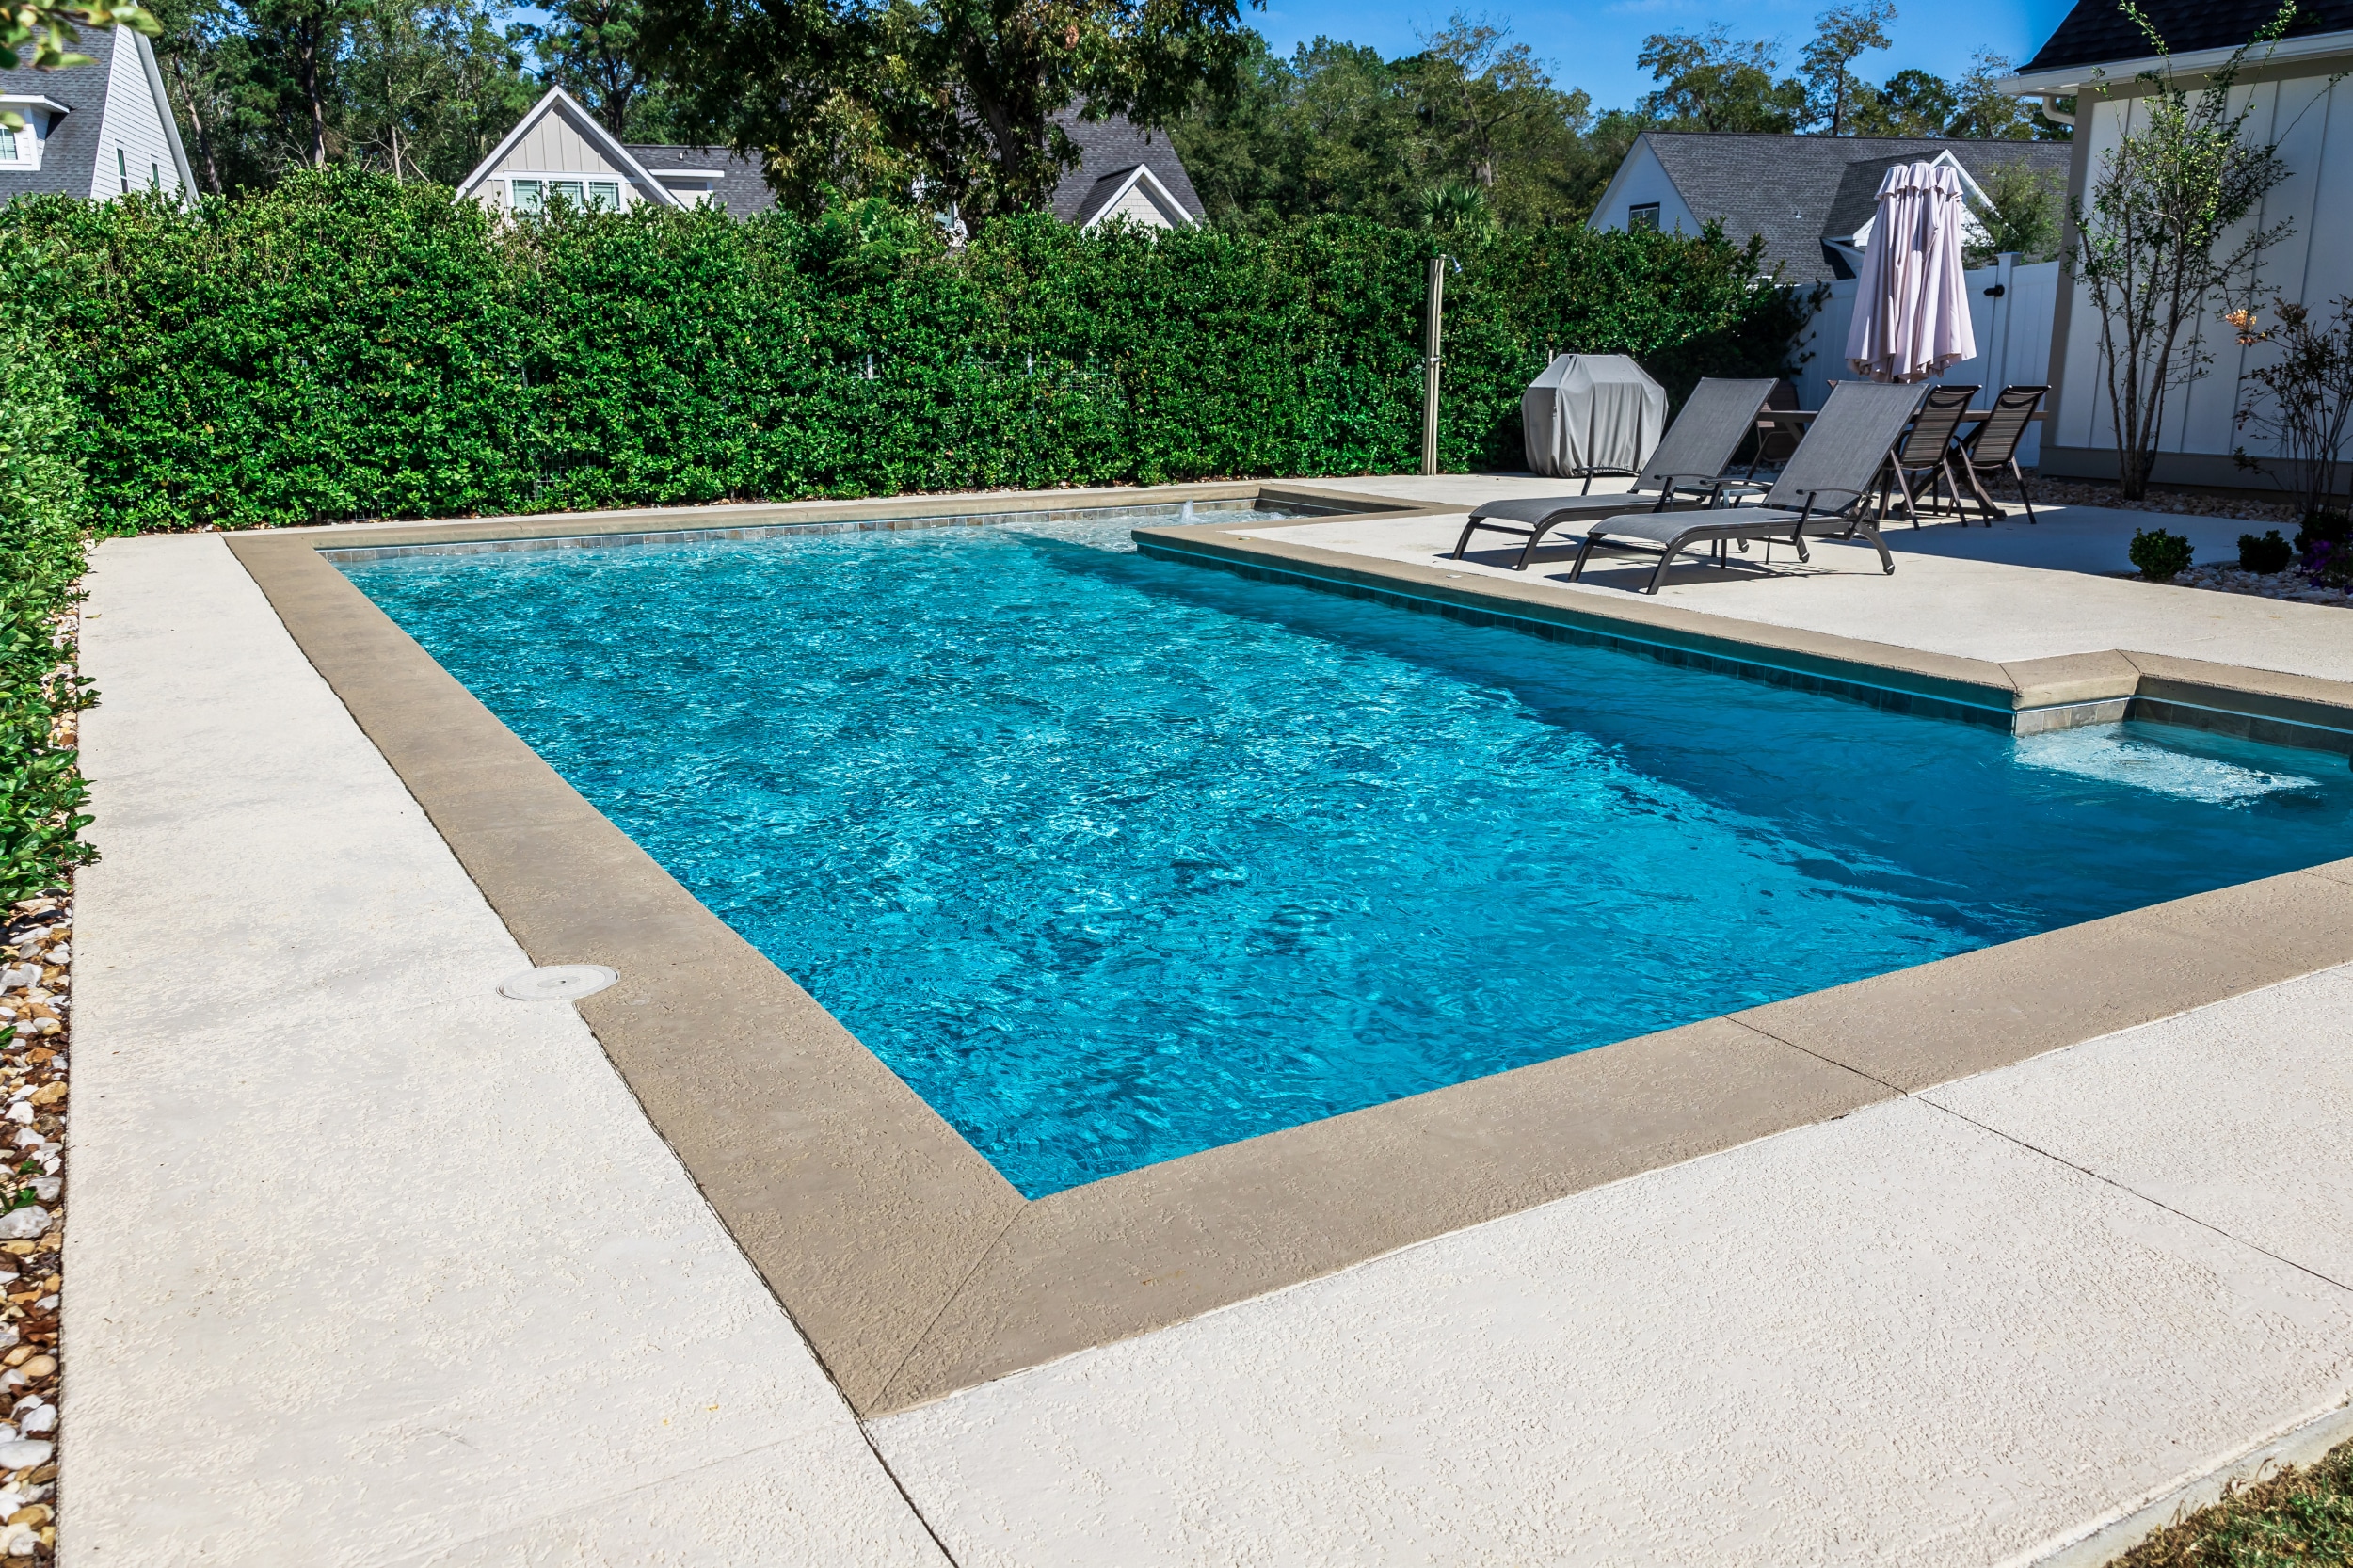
[[1641, 132, 2073, 283], [0, 25, 118, 202], [1047, 111, 1201, 224], [620, 142, 776, 217], [2023, 0, 2353, 73]]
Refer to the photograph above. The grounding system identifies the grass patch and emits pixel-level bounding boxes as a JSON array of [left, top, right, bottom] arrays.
[[2111, 1432, 2353, 1565]]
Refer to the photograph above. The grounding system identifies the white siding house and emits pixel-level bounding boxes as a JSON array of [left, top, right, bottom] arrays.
[[0, 25, 192, 202], [460, 92, 1207, 231], [457, 88, 698, 215], [1586, 133, 2068, 284], [2001, 0, 2353, 488]]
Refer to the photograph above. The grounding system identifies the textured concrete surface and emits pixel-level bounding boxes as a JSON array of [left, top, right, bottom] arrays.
[[68, 535, 944, 1565], [73, 493, 2353, 1565], [1242, 501, 2353, 680], [1926, 960, 2353, 1288], [873, 1089, 2353, 1568], [229, 534, 1026, 1415]]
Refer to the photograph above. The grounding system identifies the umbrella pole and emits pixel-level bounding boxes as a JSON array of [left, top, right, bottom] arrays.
[[1421, 257, 1445, 476]]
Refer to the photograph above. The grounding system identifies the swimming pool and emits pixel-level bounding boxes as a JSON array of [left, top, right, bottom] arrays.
[[345, 513, 2353, 1196]]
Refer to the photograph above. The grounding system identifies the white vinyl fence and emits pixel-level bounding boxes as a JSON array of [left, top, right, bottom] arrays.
[[1787, 256, 2059, 465]]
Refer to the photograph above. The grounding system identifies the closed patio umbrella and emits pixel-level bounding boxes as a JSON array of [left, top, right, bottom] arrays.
[[1844, 161, 1976, 383]]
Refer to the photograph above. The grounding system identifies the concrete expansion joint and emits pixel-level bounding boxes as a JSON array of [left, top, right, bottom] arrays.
[[1921, 1096, 2353, 1301], [1742, 994, 2353, 1304]]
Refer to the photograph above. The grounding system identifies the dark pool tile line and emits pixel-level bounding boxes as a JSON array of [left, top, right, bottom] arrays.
[[1144, 524, 2353, 756], [1133, 526, 2030, 728], [319, 498, 1330, 563], [226, 488, 2353, 1425], [289, 481, 1412, 562]]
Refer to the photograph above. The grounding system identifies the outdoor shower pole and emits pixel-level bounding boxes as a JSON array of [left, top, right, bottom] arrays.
[[1421, 256, 1447, 476]]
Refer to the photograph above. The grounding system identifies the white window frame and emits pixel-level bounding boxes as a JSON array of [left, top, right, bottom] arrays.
[[0, 103, 58, 172], [507, 174, 627, 214], [1628, 202, 1661, 232]]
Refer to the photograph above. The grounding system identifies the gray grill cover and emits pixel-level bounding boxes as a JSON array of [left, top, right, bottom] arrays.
[[1520, 354, 1669, 478]]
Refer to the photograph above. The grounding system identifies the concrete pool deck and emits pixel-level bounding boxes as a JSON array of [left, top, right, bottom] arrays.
[[64, 481, 2353, 1563]]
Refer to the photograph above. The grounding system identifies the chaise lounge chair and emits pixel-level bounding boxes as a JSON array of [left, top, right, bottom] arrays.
[[1449, 377, 1777, 570], [1569, 380, 1929, 595]]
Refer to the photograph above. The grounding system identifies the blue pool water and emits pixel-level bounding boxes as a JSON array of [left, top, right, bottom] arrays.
[[345, 514, 2353, 1195]]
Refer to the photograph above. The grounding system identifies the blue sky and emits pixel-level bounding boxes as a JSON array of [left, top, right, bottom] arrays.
[[1248, 0, 2083, 110]]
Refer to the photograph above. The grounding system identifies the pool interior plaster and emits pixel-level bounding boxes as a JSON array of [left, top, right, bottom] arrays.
[[226, 481, 2353, 1417]]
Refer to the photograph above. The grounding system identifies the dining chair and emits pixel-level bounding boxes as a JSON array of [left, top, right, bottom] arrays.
[[1879, 384, 1978, 526], [1953, 385, 2049, 523]]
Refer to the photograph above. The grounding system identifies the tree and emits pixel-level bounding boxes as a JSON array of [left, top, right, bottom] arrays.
[[527, 0, 671, 140], [2067, 0, 2297, 499], [1851, 67, 1952, 136], [345, 0, 533, 182], [1964, 159, 2063, 264], [1166, 23, 1597, 230], [641, 0, 1257, 224], [1636, 27, 1805, 134], [1947, 49, 2042, 139], [1799, 0, 1893, 136]]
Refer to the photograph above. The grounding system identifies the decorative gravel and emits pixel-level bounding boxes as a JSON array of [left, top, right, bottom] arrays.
[[0, 897, 66, 1561], [2169, 562, 2353, 608], [2022, 475, 2302, 524]]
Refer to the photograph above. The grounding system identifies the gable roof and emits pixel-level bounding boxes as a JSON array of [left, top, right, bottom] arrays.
[[621, 142, 776, 217], [1048, 111, 1203, 225], [1629, 132, 2072, 283], [2022, 0, 2353, 74], [1068, 162, 1195, 228], [457, 86, 682, 209], [0, 25, 192, 202]]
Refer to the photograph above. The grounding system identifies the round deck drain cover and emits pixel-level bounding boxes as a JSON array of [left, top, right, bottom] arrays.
[[500, 964, 619, 1001]]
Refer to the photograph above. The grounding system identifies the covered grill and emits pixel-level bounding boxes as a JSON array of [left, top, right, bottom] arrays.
[[1520, 354, 1670, 486]]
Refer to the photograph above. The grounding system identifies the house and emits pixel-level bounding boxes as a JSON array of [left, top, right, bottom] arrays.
[[0, 24, 193, 202], [1999, 0, 2353, 488], [1046, 110, 1202, 230], [458, 88, 774, 216], [1587, 133, 2070, 282], [460, 88, 1203, 231]]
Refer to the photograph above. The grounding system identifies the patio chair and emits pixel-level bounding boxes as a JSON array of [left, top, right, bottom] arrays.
[[1880, 384, 1978, 526], [1568, 380, 1929, 595], [1450, 377, 1777, 570], [1953, 384, 2048, 524]]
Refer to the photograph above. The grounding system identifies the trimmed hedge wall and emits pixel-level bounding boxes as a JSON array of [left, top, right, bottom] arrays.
[[9, 168, 1801, 534], [0, 235, 93, 902]]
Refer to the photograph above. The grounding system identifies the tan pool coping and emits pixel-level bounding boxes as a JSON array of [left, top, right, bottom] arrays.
[[226, 482, 2353, 1418]]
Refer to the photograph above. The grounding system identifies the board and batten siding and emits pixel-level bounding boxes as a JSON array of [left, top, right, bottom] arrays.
[[2046, 72, 2353, 484], [475, 106, 661, 210], [88, 29, 180, 199]]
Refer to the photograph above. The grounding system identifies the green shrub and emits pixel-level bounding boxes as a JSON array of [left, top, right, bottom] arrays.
[[4, 170, 1796, 533], [2237, 528, 2294, 572], [2129, 527, 2196, 583], [0, 234, 94, 903]]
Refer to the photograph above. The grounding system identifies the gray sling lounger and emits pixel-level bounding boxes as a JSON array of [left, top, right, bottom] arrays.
[[1569, 380, 1929, 595], [1450, 377, 1777, 570]]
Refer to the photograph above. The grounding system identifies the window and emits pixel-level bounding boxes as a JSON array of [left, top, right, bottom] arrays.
[[510, 176, 624, 214], [151, 161, 159, 191], [117, 148, 127, 195], [1628, 202, 1661, 232]]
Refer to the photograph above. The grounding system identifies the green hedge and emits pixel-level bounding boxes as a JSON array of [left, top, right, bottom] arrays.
[[0, 234, 93, 902], [8, 168, 1798, 533]]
